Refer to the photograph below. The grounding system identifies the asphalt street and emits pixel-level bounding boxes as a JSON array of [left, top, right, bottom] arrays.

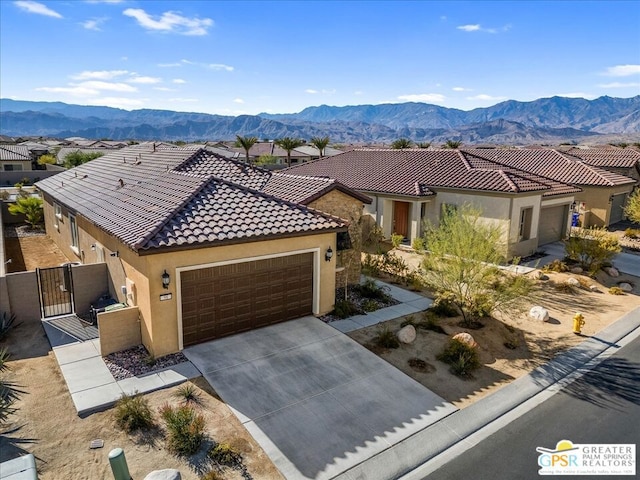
[[425, 334, 640, 480]]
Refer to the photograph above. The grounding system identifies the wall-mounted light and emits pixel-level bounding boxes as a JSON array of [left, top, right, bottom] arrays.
[[162, 270, 170, 289], [570, 201, 577, 212], [90, 244, 96, 251], [609, 194, 615, 203], [325, 247, 333, 262], [109, 251, 119, 257]]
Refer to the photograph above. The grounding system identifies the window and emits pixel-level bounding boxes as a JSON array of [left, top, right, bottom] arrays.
[[69, 214, 79, 253], [336, 231, 352, 251], [54, 203, 62, 230], [519, 207, 533, 241], [4, 164, 23, 171]]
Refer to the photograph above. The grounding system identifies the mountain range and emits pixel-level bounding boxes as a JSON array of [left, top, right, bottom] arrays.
[[1, 96, 639, 145]]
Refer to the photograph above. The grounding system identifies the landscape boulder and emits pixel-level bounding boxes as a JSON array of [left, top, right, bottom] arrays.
[[570, 266, 583, 274], [605, 267, 620, 277], [397, 324, 417, 344], [567, 277, 580, 287], [529, 306, 550, 322], [144, 470, 182, 480], [452, 332, 478, 348], [619, 282, 633, 292], [589, 285, 600, 292]]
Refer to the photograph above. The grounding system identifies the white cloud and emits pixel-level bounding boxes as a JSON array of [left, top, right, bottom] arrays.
[[81, 17, 107, 31], [153, 87, 175, 92], [85, 0, 123, 3], [14, 1, 62, 18], [305, 89, 318, 94], [208, 63, 234, 71], [123, 8, 213, 36], [85, 97, 145, 109], [158, 62, 182, 68], [457, 24, 480, 32], [452, 86, 472, 92], [305, 88, 335, 95], [602, 65, 640, 77], [172, 78, 186, 84], [71, 70, 129, 80], [168, 98, 199, 103], [555, 92, 597, 99], [397, 93, 446, 103], [127, 76, 162, 84], [35, 86, 99, 96], [598, 82, 640, 88], [466, 94, 507, 101], [75, 81, 138, 92], [233, 98, 244, 104]]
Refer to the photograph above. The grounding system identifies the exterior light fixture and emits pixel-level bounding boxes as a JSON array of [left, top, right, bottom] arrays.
[[609, 194, 615, 203], [570, 201, 577, 212], [325, 247, 333, 262], [162, 270, 170, 289]]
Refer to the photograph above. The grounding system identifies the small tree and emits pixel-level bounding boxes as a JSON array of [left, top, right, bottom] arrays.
[[275, 137, 305, 167], [391, 138, 413, 149], [624, 189, 640, 223], [417, 142, 432, 149], [63, 151, 104, 168], [8, 196, 43, 228], [310, 136, 330, 157], [442, 140, 462, 149], [256, 154, 278, 166], [37, 154, 57, 166], [422, 205, 531, 327], [565, 227, 621, 274], [234, 135, 258, 164]]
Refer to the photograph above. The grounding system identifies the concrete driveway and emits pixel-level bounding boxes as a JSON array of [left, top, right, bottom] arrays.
[[184, 316, 457, 480]]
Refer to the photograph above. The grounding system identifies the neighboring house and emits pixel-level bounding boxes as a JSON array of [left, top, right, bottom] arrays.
[[465, 148, 636, 227], [286, 148, 586, 258], [0, 144, 32, 172], [229, 141, 315, 165], [294, 145, 344, 160], [56, 147, 110, 165], [562, 147, 640, 184], [36, 147, 368, 356]]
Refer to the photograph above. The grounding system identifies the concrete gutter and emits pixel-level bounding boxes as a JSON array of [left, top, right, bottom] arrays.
[[335, 307, 640, 480]]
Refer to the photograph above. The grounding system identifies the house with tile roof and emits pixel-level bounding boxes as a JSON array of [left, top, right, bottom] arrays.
[[286, 148, 587, 257], [0, 144, 32, 171], [36, 147, 369, 356], [561, 147, 640, 184], [464, 148, 636, 227]]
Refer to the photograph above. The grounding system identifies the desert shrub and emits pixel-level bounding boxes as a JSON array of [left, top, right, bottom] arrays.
[[332, 299, 361, 319], [624, 228, 640, 239], [565, 228, 621, 274], [552, 281, 577, 294], [362, 219, 384, 248], [400, 315, 416, 328], [430, 296, 459, 317], [437, 338, 480, 377], [160, 404, 205, 456], [208, 442, 242, 467], [8, 196, 43, 228], [361, 299, 379, 312], [380, 252, 410, 282], [577, 277, 593, 290], [356, 278, 392, 302], [114, 393, 154, 433], [542, 259, 569, 273], [173, 383, 201, 406], [418, 311, 447, 334], [0, 348, 21, 424], [412, 237, 426, 252], [200, 471, 225, 480], [361, 253, 382, 276], [0, 312, 20, 341], [391, 233, 404, 248], [608, 286, 625, 295], [374, 325, 400, 349]]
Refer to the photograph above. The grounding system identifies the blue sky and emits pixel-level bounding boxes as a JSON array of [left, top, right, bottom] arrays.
[[1, 0, 639, 115]]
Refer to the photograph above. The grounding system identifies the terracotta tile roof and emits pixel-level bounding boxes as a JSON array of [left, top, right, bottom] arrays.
[[0, 144, 30, 161], [262, 173, 371, 205], [285, 148, 573, 196], [36, 147, 346, 253], [562, 147, 640, 169], [462, 148, 635, 187]]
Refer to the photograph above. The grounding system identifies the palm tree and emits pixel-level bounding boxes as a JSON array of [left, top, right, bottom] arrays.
[[234, 135, 258, 164], [417, 142, 431, 149], [391, 138, 413, 149], [443, 140, 462, 149], [8, 196, 43, 229], [310, 136, 330, 158], [275, 137, 305, 167]]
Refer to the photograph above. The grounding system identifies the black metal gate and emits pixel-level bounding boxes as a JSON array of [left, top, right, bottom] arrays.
[[37, 264, 75, 318]]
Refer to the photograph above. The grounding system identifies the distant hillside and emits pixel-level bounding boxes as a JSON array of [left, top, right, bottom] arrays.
[[1, 96, 639, 144]]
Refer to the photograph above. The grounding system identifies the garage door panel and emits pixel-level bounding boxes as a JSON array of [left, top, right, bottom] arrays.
[[181, 253, 314, 346], [538, 205, 567, 245]]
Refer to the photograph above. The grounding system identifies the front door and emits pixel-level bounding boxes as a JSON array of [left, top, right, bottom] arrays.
[[393, 201, 410, 238]]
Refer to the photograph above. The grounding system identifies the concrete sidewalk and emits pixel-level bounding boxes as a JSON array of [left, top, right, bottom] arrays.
[[335, 307, 640, 480], [43, 319, 199, 417]]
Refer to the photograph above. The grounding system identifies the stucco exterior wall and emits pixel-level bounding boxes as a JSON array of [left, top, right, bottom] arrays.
[[3, 271, 40, 322], [309, 189, 364, 286], [98, 306, 141, 356], [71, 263, 109, 317], [576, 185, 633, 227]]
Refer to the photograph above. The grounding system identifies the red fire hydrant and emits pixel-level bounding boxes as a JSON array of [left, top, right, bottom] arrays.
[[573, 312, 585, 334]]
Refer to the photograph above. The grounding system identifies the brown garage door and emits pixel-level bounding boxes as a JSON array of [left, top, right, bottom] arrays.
[[181, 253, 314, 346], [538, 205, 568, 245], [609, 194, 626, 225]]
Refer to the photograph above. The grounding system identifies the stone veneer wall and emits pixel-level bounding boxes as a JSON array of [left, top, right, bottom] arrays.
[[309, 189, 365, 287]]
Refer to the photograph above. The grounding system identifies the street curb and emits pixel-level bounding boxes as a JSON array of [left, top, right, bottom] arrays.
[[334, 307, 640, 480]]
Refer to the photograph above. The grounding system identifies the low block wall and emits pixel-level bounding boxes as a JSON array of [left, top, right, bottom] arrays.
[[3, 270, 40, 323], [98, 306, 141, 356], [71, 263, 109, 316]]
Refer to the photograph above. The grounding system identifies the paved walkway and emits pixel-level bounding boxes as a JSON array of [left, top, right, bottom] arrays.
[[43, 318, 199, 417]]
